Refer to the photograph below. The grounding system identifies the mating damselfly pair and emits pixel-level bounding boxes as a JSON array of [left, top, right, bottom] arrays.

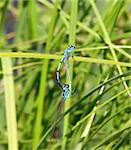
[[56, 45, 76, 100]]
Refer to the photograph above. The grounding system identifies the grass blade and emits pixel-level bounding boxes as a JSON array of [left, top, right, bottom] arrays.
[[1, 58, 18, 150], [62, 0, 78, 149], [32, 0, 59, 149], [0, 52, 131, 67]]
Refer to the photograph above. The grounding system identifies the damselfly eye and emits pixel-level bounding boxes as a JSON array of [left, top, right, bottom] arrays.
[[70, 45, 75, 48], [66, 84, 69, 88], [69, 45, 73, 48]]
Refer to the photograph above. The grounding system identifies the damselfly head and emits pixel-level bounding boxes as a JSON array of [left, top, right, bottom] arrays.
[[65, 45, 76, 53], [69, 45, 76, 49], [68, 45, 76, 51], [62, 84, 70, 100]]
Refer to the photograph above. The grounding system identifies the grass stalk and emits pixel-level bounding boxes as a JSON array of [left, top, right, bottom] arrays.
[[1, 58, 18, 150], [32, 0, 58, 149], [62, 0, 78, 149], [0, 52, 131, 67]]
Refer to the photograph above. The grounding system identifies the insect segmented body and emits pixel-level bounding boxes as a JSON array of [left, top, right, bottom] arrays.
[[56, 45, 76, 100]]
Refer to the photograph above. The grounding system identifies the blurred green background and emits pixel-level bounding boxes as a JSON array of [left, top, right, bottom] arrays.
[[0, 0, 131, 150]]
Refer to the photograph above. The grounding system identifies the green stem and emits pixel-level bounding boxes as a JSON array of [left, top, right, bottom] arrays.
[[32, 0, 58, 149], [2, 58, 18, 150], [62, 0, 78, 149], [0, 52, 131, 67]]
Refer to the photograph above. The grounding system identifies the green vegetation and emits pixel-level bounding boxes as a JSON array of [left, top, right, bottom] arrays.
[[0, 0, 131, 150]]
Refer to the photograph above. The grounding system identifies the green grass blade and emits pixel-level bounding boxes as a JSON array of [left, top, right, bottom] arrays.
[[32, 0, 59, 149], [1, 58, 18, 150], [62, 0, 78, 149], [0, 52, 131, 67], [27, 0, 38, 39]]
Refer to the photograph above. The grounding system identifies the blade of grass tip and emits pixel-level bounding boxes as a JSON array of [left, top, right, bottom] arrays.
[[89, 0, 131, 96], [1, 58, 18, 150], [32, 0, 59, 149], [62, 0, 78, 150], [75, 75, 109, 150]]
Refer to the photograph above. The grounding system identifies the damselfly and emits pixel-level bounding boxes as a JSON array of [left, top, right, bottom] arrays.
[[56, 45, 76, 100]]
